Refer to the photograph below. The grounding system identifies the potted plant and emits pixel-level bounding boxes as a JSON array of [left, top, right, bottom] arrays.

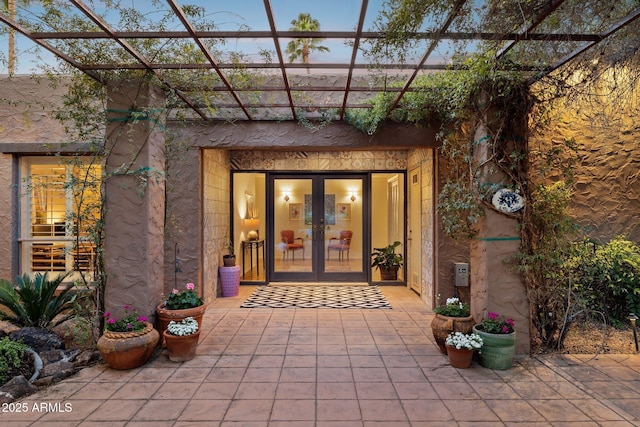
[[156, 282, 206, 345], [370, 241, 404, 280], [223, 238, 236, 267], [97, 305, 159, 370], [445, 331, 483, 368], [431, 296, 475, 353], [473, 311, 516, 370], [163, 316, 200, 362]]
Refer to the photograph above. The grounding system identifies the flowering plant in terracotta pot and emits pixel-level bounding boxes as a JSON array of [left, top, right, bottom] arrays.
[[163, 316, 200, 362], [166, 317, 199, 336], [157, 283, 206, 345], [164, 283, 203, 310], [445, 331, 483, 350], [104, 305, 148, 332], [433, 297, 470, 317], [431, 296, 474, 354], [98, 305, 159, 370]]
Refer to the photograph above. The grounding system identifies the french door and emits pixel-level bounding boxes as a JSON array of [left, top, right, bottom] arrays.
[[269, 174, 368, 282]]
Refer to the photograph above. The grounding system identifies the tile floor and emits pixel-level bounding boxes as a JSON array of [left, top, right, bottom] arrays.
[[3, 285, 640, 426]]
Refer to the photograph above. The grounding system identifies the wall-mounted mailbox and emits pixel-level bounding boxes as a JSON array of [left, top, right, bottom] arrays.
[[454, 262, 469, 287]]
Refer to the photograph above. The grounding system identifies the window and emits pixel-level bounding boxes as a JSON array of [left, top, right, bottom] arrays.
[[20, 157, 102, 276]]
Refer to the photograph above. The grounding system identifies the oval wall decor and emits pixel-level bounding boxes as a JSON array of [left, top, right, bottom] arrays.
[[492, 188, 524, 213]]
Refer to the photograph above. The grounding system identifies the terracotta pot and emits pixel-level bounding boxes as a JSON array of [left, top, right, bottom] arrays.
[[163, 329, 201, 362], [473, 325, 516, 370], [223, 255, 236, 267], [430, 314, 475, 354], [156, 303, 206, 345], [445, 344, 474, 368], [97, 322, 159, 370]]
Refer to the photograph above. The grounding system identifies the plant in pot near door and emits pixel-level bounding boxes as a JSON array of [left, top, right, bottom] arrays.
[[163, 316, 200, 362], [223, 238, 236, 267], [371, 241, 404, 280], [97, 305, 159, 370], [473, 312, 516, 370], [156, 282, 206, 345], [431, 296, 475, 354]]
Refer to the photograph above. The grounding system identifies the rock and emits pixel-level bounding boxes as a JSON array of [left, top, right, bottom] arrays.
[[40, 361, 75, 382], [9, 328, 64, 353], [0, 376, 38, 404], [39, 349, 80, 366], [75, 350, 100, 367]]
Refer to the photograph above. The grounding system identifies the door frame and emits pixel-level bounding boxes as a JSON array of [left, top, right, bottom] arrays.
[[267, 172, 370, 283]]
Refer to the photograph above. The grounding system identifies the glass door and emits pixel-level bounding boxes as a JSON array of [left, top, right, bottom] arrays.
[[269, 174, 367, 282]]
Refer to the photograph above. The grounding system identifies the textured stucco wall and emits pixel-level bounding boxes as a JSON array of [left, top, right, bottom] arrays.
[[163, 143, 201, 299], [103, 81, 166, 321], [0, 154, 14, 279], [529, 87, 640, 243], [0, 75, 70, 144]]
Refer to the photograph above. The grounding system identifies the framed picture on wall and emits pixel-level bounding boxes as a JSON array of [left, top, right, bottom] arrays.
[[289, 203, 302, 220], [337, 203, 351, 220]]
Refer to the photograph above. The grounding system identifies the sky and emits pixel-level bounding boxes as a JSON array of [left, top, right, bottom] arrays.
[[0, 0, 389, 75]]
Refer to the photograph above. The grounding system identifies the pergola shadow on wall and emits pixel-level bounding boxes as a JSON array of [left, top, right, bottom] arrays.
[[1, 0, 639, 122]]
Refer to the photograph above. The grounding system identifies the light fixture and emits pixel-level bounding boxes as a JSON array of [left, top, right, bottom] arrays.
[[284, 194, 290, 202], [630, 313, 638, 352], [350, 191, 356, 202]]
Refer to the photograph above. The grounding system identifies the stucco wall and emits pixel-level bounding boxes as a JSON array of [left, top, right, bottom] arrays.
[[529, 81, 640, 243]]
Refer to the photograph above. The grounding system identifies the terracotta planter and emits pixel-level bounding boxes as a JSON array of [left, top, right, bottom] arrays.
[[445, 344, 474, 368], [156, 303, 206, 345], [223, 255, 236, 267], [97, 322, 159, 370], [163, 330, 201, 362], [430, 314, 475, 354], [473, 325, 516, 370]]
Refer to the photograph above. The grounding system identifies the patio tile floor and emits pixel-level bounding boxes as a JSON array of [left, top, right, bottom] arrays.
[[3, 285, 640, 426]]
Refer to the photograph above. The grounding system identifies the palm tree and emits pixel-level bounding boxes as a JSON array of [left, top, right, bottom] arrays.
[[285, 13, 329, 73]]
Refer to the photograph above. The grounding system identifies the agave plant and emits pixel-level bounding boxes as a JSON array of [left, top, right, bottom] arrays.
[[0, 272, 76, 328]]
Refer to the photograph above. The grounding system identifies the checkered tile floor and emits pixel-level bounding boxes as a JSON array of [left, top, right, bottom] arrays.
[[240, 285, 392, 309]]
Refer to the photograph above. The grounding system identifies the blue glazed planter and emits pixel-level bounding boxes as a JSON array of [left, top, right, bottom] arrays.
[[473, 325, 516, 370]]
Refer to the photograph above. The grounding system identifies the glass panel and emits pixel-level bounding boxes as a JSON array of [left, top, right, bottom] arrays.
[[371, 173, 405, 282], [324, 178, 363, 274], [233, 173, 266, 282], [274, 178, 313, 273]]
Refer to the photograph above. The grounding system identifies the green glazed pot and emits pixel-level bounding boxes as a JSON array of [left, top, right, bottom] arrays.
[[473, 325, 516, 370]]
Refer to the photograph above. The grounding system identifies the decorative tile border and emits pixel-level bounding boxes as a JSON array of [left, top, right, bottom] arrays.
[[230, 150, 408, 171]]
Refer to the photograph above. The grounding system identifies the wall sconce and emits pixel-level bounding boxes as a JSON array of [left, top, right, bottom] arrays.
[[283, 192, 290, 202], [350, 191, 356, 202]]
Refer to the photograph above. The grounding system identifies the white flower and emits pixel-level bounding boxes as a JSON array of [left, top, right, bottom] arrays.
[[167, 316, 199, 336], [445, 331, 483, 350], [445, 297, 460, 305]]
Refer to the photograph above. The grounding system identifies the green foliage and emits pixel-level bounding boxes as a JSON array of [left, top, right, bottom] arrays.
[[164, 283, 203, 310], [0, 337, 28, 384], [371, 241, 404, 270], [567, 237, 640, 325], [104, 305, 147, 332], [0, 272, 76, 328], [433, 297, 470, 317]]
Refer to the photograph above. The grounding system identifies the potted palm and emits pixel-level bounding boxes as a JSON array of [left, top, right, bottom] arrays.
[[163, 316, 200, 362], [370, 241, 404, 280], [156, 282, 206, 345]]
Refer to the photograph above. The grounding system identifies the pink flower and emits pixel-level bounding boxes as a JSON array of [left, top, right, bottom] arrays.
[[123, 304, 130, 310], [126, 323, 133, 330], [502, 326, 510, 333], [488, 312, 499, 320], [103, 312, 111, 318], [506, 318, 515, 327], [107, 318, 115, 324], [137, 316, 148, 322], [172, 289, 179, 294], [186, 282, 195, 291]]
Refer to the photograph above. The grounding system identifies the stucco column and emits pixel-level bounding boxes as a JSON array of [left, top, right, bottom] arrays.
[[104, 80, 166, 321], [470, 123, 530, 354]]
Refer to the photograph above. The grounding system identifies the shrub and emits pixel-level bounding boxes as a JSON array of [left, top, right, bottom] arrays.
[[0, 272, 76, 328], [0, 337, 28, 384], [568, 237, 640, 326]]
